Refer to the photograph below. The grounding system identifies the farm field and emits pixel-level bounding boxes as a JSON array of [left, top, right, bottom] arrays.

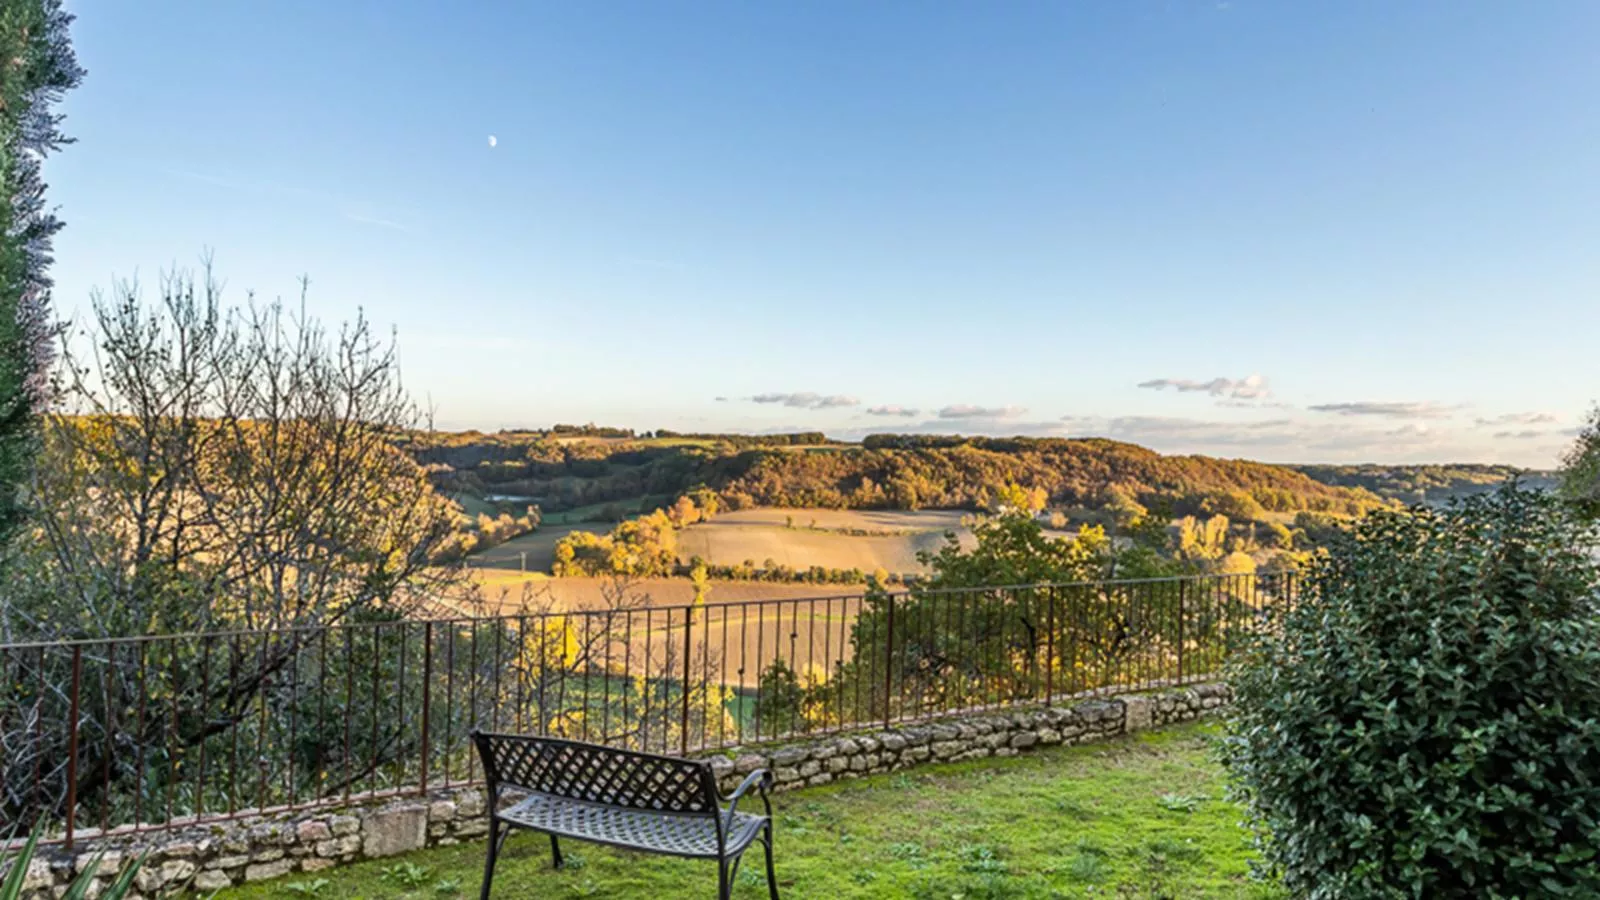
[[676, 507, 975, 574], [449, 507, 1017, 693], [466, 571, 863, 612], [467, 523, 593, 574], [464, 507, 977, 579]]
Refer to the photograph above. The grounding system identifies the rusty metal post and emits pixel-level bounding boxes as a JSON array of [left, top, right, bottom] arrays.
[[679, 607, 694, 755], [883, 594, 895, 729], [66, 645, 82, 850], [1045, 587, 1056, 703], [1176, 579, 1186, 684], [420, 622, 433, 794]]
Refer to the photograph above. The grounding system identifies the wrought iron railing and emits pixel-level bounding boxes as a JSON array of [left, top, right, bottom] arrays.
[[0, 571, 1295, 846]]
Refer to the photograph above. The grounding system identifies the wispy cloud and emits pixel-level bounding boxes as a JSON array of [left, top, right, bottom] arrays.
[[1493, 424, 1581, 441], [749, 392, 860, 410], [866, 405, 920, 418], [1308, 401, 1461, 420], [1138, 374, 1270, 401], [1050, 414, 1472, 461], [829, 411, 1555, 465], [1059, 415, 1297, 446], [938, 404, 1027, 419], [1475, 412, 1558, 427]]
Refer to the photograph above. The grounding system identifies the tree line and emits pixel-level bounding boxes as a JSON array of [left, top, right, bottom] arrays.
[[414, 429, 1394, 537]]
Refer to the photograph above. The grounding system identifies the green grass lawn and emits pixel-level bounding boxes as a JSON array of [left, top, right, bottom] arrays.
[[217, 722, 1280, 899]]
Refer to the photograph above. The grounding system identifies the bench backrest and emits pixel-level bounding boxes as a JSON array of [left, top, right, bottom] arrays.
[[472, 731, 720, 816]]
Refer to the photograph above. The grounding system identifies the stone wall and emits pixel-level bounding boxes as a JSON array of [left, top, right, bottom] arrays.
[[17, 683, 1229, 897]]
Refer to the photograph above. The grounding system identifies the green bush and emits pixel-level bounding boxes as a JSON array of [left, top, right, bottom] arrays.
[[1221, 487, 1600, 898], [753, 657, 808, 737]]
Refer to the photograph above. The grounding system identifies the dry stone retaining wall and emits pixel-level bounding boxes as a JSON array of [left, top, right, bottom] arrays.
[[17, 683, 1229, 897]]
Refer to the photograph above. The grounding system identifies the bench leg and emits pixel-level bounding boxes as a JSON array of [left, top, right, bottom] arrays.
[[551, 834, 564, 870], [480, 819, 505, 900], [718, 858, 731, 900], [762, 823, 778, 899]]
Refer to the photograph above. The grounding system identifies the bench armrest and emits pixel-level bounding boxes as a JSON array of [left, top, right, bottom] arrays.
[[721, 769, 773, 834]]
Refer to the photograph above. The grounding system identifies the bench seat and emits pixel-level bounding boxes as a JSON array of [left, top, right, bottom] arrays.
[[499, 793, 768, 858], [472, 730, 779, 899]]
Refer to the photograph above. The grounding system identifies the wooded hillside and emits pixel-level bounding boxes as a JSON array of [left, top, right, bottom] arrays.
[[406, 430, 1394, 521]]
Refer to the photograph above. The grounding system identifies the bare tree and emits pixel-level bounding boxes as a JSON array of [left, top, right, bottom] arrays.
[[8, 261, 461, 639], [0, 261, 464, 826]]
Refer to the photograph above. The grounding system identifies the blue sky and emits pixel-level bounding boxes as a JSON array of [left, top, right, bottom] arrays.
[[48, 0, 1598, 466]]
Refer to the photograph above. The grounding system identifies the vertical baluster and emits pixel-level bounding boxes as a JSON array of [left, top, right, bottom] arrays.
[[65, 646, 81, 849], [491, 619, 503, 739], [534, 613, 546, 740], [580, 614, 591, 744], [883, 593, 895, 729], [443, 626, 455, 786], [182, 641, 194, 821], [102, 643, 116, 834], [289, 632, 302, 809], [641, 608, 652, 751], [342, 629, 354, 805], [720, 602, 730, 748], [1045, 587, 1056, 704], [679, 605, 693, 756], [753, 603, 764, 741], [368, 627, 382, 798], [197, 638, 211, 817], [514, 615, 527, 736], [421, 623, 433, 796], [603, 610, 614, 745], [701, 599, 712, 752], [622, 611, 634, 751], [555, 614, 568, 741]]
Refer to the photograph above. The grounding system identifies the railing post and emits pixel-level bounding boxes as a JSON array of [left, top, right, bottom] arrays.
[[1176, 579, 1186, 684], [679, 607, 694, 756], [66, 645, 82, 850], [1044, 587, 1055, 703], [883, 593, 895, 729], [420, 622, 433, 794]]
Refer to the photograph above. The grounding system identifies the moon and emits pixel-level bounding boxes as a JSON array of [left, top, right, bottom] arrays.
[[488, 135, 497, 148]]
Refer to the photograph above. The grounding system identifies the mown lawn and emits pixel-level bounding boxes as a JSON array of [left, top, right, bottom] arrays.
[[218, 722, 1281, 899]]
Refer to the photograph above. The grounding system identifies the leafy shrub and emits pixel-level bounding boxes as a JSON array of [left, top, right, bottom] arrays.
[[1222, 488, 1600, 898], [753, 657, 807, 736]]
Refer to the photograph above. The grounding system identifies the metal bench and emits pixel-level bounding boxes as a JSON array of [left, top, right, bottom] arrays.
[[471, 730, 779, 899]]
